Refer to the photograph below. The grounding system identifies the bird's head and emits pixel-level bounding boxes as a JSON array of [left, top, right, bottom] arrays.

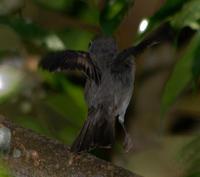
[[88, 36, 118, 66]]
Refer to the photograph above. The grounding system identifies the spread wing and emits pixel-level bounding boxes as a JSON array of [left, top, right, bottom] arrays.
[[39, 50, 101, 84], [112, 23, 173, 72]]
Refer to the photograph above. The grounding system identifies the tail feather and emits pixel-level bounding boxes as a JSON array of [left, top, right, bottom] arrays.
[[71, 107, 115, 152]]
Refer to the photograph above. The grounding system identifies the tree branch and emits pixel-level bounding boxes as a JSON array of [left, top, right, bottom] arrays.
[[0, 116, 142, 177]]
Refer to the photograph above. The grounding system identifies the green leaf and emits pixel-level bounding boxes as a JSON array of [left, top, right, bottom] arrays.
[[149, 0, 190, 28], [0, 25, 22, 51], [0, 16, 75, 51], [136, 0, 190, 46], [0, 16, 47, 39], [79, 5, 99, 25], [44, 77, 87, 126], [100, 0, 134, 35], [161, 31, 200, 114], [14, 115, 51, 136], [57, 29, 93, 50], [45, 93, 86, 125], [0, 16, 49, 42], [171, 0, 200, 30]]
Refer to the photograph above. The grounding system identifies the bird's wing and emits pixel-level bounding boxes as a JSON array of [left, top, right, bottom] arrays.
[[111, 23, 173, 72], [39, 50, 101, 84]]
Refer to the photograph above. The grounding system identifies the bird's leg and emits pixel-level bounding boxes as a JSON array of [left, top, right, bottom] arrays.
[[118, 116, 133, 152]]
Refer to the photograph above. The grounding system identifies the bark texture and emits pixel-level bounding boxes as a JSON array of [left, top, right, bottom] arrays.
[[0, 116, 142, 177]]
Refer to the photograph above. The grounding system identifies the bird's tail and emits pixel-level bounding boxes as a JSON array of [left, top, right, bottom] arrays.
[[71, 106, 115, 152]]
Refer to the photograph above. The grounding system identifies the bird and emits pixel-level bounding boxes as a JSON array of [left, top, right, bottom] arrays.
[[39, 36, 135, 152]]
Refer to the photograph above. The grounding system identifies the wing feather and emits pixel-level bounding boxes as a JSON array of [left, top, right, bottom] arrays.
[[39, 50, 101, 84]]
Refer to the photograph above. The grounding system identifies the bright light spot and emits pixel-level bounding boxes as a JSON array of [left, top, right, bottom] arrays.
[[138, 19, 149, 33], [0, 65, 23, 100], [45, 34, 65, 50], [0, 76, 3, 90]]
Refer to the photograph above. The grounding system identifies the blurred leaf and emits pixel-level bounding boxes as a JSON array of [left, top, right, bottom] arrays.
[[58, 29, 93, 50], [57, 124, 78, 144], [135, 0, 189, 45], [80, 5, 99, 24], [1, 16, 95, 51], [62, 80, 86, 111], [149, 0, 190, 28], [44, 76, 87, 126], [0, 16, 49, 43], [100, 0, 134, 35], [15, 115, 51, 136], [145, 0, 199, 39], [161, 31, 200, 114], [140, 0, 192, 43], [0, 25, 22, 52], [171, 0, 200, 30], [45, 93, 86, 126], [39, 68, 87, 144], [0, 16, 76, 51], [0, 16, 47, 39]]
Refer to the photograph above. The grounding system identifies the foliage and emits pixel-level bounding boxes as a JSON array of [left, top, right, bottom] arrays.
[[161, 32, 200, 114], [100, 0, 134, 34], [131, 0, 200, 115], [0, 16, 48, 41], [144, 0, 200, 114], [149, 0, 190, 28], [170, 0, 200, 30]]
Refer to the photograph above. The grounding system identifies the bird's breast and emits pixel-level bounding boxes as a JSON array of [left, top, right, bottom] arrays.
[[85, 67, 134, 110]]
